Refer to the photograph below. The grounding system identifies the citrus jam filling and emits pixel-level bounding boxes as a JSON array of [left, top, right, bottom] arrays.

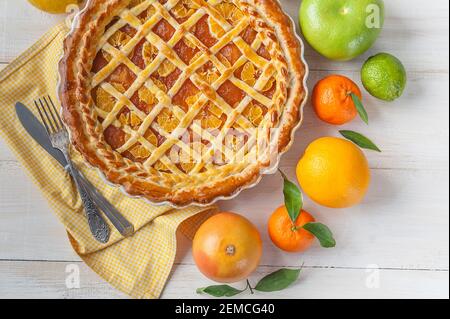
[[91, 0, 277, 170]]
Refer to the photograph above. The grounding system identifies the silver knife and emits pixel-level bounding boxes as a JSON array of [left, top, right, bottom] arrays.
[[15, 102, 134, 238]]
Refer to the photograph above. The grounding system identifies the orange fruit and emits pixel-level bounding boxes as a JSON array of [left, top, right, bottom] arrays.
[[192, 212, 262, 283], [27, 0, 81, 14], [268, 206, 316, 253], [296, 137, 370, 208], [312, 74, 362, 125]]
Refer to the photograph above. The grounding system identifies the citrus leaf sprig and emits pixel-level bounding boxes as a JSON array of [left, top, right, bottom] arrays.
[[346, 91, 382, 152], [350, 93, 369, 124], [279, 169, 303, 223], [197, 267, 303, 297], [302, 223, 336, 248], [339, 130, 381, 152], [196, 285, 244, 297], [279, 170, 336, 248], [254, 268, 301, 292]]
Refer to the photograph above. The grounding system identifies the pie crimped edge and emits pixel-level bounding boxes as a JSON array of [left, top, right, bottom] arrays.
[[58, 0, 308, 207]]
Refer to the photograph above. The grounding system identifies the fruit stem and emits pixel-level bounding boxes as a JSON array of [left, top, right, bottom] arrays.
[[246, 279, 254, 294], [225, 245, 236, 256], [278, 168, 288, 181]]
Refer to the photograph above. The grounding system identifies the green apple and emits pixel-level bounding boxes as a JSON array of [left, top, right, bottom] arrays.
[[300, 0, 385, 61]]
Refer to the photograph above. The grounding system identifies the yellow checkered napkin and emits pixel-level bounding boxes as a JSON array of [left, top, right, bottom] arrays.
[[0, 23, 217, 299]]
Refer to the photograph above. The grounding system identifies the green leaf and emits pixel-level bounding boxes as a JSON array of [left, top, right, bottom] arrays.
[[339, 130, 381, 152], [254, 268, 301, 292], [196, 285, 244, 297], [303, 222, 336, 248], [279, 170, 303, 223], [350, 93, 369, 124]]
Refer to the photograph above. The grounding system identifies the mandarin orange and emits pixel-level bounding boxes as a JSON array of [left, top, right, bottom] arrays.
[[268, 206, 316, 253], [312, 75, 362, 125]]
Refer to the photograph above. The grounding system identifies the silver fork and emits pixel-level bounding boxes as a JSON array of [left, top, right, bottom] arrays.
[[34, 96, 110, 243], [34, 97, 134, 239]]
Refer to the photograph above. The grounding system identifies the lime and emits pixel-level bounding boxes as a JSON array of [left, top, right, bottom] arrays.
[[361, 53, 407, 101]]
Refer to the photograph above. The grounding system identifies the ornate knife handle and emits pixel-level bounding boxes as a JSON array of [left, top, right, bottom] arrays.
[[75, 170, 134, 237], [65, 156, 110, 243]]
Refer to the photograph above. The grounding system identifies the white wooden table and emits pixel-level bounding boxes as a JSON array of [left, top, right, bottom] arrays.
[[0, 0, 448, 299]]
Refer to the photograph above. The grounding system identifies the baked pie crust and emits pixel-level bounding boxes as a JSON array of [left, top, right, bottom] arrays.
[[59, 0, 307, 206]]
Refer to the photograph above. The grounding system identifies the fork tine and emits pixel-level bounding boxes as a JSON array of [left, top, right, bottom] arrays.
[[34, 99, 51, 135], [43, 96, 61, 131], [38, 98, 56, 134], [46, 95, 65, 130]]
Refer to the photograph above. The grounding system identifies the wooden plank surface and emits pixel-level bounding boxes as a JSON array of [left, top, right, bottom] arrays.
[[0, 261, 447, 299], [0, 0, 448, 298]]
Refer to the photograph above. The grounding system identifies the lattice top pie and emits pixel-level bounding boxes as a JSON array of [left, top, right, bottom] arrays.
[[59, 0, 307, 206]]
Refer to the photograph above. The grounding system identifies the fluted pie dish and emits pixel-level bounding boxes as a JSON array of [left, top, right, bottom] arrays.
[[59, 0, 308, 206]]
